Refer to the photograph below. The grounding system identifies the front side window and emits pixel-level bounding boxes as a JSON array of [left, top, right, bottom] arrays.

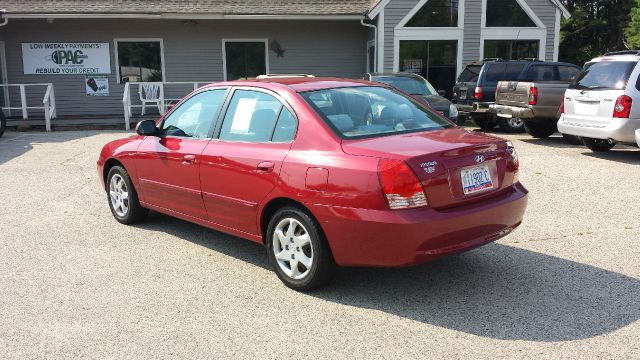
[[405, 0, 459, 27], [571, 61, 638, 91], [161, 90, 226, 138], [219, 90, 297, 142], [117, 41, 163, 83], [485, 0, 536, 27], [301, 86, 453, 139], [484, 40, 539, 60]]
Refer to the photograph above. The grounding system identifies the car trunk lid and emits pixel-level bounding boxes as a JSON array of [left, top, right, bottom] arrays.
[[341, 128, 515, 209]]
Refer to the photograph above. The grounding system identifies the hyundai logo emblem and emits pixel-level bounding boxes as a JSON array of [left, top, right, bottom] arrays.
[[475, 155, 485, 163]]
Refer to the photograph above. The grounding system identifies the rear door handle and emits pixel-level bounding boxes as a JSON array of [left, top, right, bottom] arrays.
[[182, 154, 196, 165], [257, 161, 275, 172]]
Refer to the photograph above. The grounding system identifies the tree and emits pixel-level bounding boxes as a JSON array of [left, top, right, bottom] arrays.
[[559, 0, 632, 65], [625, 0, 640, 49]]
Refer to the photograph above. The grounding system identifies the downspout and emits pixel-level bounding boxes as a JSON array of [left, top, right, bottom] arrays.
[[360, 16, 377, 74], [0, 10, 8, 27]]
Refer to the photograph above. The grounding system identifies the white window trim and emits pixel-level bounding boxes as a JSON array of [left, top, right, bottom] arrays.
[[114, 38, 166, 84], [392, 32, 464, 88], [479, 29, 547, 61], [481, 0, 546, 29], [377, 10, 385, 72], [222, 39, 270, 81], [0, 41, 10, 115], [395, 0, 466, 30], [553, 8, 561, 61]]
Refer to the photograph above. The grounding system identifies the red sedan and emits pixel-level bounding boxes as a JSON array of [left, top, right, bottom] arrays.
[[97, 78, 528, 291]]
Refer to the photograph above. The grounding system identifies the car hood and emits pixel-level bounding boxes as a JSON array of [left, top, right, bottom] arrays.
[[412, 95, 452, 112]]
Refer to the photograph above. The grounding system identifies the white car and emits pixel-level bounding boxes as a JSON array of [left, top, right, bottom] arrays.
[[636, 128, 640, 147], [558, 51, 640, 152]]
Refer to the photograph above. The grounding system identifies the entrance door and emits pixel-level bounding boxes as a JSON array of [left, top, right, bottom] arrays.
[[224, 40, 268, 81], [399, 40, 458, 98], [135, 89, 228, 219]]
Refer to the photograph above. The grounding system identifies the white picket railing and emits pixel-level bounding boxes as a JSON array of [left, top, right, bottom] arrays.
[[0, 83, 57, 131], [122, 81, 210, 130]]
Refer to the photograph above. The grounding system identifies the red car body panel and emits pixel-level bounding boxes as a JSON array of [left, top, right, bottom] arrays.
[[97, 78, 528, 267]]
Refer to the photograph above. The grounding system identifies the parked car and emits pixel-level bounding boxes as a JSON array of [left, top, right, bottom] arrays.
[[490, 62, 581, 138], [0, 112, 5, 138], [454, 59, 581, 132], [364, 72, 460, 124], [97, 77, 528, 291], [558, 51, 640, 152]]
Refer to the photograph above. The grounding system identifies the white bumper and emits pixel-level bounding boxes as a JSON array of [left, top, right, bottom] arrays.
[[558, 115, 640, 144]]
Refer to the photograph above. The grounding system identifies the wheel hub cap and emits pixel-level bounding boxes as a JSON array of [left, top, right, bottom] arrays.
[[273, 218, 313, 280], [109, 174, 129, 217]]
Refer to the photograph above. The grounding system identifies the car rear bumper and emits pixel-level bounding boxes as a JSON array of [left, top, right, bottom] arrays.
[[490, 104, 534, 119], [307, 183, 528, 267], [558, 115, 640, 143]]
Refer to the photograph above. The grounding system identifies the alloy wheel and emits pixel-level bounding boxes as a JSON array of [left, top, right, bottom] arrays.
[[272, 218, 314, 280], [109, 174, 129, 217]]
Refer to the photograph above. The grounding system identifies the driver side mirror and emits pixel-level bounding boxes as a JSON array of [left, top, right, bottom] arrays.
[[136, 119, 158, 136], [437, 89, 447, 97]]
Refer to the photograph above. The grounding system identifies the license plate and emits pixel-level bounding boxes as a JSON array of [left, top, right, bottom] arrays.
[[461, 165, 494, 195], [460, 89, 467, 98]]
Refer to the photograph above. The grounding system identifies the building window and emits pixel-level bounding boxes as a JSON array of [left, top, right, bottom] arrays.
[[484, 40, 539, 60], [485, 0, 536, 27], [116, 40, 164, 83], [406, 0, 459, 27], [223, 40, 268, 81], [399, 40, 457, 96]]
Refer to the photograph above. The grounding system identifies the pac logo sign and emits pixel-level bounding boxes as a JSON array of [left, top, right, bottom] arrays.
[[47, 50, 89, 65]]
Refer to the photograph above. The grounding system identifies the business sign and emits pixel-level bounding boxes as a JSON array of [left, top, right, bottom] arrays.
[[86, 75, 109, 96], [22, 43, 111, 75], [403, 59, 423, 74]]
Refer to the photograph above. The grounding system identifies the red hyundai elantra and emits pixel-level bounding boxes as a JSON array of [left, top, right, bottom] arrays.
[[97, 78, 528, 291]]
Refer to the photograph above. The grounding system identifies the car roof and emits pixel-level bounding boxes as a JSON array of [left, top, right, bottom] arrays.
[[202, 77, 382, 92], [590, 51, 640, 63]]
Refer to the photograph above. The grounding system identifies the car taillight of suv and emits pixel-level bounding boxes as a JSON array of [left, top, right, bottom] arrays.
[[474, 87, 484, 100], [613, 95, 632, 118]]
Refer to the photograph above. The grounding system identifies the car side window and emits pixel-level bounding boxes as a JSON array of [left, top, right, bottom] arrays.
[[485, 64, 507, 82], [161, 90, 226, 138], [557, 65, 581, 81], [272, 107, 298, 142], [526, 65, 556, 81], [504, 63, 526, 80], [219, 90, 293, 143]]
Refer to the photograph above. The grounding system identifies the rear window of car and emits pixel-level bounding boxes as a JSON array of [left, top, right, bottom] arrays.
[[484, 63, 525, 82], [457, 65, 482, 82], [571, 61, 638, 90], [301, 86, 453, 139]]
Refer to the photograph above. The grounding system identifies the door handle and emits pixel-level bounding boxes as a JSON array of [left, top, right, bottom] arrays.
[[256, 161, 275, 172], [182, 154, 196, 165]]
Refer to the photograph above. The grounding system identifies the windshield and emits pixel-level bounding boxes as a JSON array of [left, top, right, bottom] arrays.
[[371, 76, 437, 96], [457, 65, 482, 82], [301, 86, 453, 139], [571, 61, 637, 90]]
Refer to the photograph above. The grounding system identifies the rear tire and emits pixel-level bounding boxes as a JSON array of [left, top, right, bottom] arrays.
[[562, 133, 583, 145], [583, 137, 616, 152], [523, 120, 556, 138], [0, 111, 6, 138], [498, 117, 526, 133], [472, 114, 496, 131], [266, 206, 336, 291], [106, 165, 148, 224]]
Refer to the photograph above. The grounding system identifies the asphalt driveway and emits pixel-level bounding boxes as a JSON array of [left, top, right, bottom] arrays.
[[0, 130, 638, 359]]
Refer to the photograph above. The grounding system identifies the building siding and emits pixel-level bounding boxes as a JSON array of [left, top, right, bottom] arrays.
[[2, 19, 369, 118]]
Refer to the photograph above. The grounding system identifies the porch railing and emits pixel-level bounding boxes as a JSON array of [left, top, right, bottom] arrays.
[[122, 81, 210, 130], [0, 83, 57, 132]]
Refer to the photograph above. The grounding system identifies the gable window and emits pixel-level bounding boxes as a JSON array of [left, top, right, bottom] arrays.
[[484, 40, 539, 60], [115, 39, 164, 83], [405, 0, 459, 27], [485, 0, 536, 27]]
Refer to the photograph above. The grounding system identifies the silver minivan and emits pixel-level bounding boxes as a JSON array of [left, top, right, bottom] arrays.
[[558, 51, 640, 151]]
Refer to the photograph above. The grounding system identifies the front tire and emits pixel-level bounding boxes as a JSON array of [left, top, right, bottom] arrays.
[[524, 120, 556, 138], [106, 165, 148, 224], [266, 206, 336, 291], [583, 137, 616, 152], [0, 111, 6, 138], [498, 117, 525, 133], [562, 133, 583, 145]]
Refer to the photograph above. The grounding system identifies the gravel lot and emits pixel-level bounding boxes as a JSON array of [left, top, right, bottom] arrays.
[[0, 129, 639, 359]]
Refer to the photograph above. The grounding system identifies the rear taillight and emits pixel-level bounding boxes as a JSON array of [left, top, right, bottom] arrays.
[[474, 87, 484, 100], [613, 95, 632, 119], [505, 141, 520, 182], [560, 96, 565, 114], [528, 85, 538, 105], [378, 159, 428, 210]]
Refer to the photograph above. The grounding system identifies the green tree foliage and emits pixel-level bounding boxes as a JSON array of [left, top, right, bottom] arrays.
[[625, 0, 640, 49], [559, 0, 632, 65]]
